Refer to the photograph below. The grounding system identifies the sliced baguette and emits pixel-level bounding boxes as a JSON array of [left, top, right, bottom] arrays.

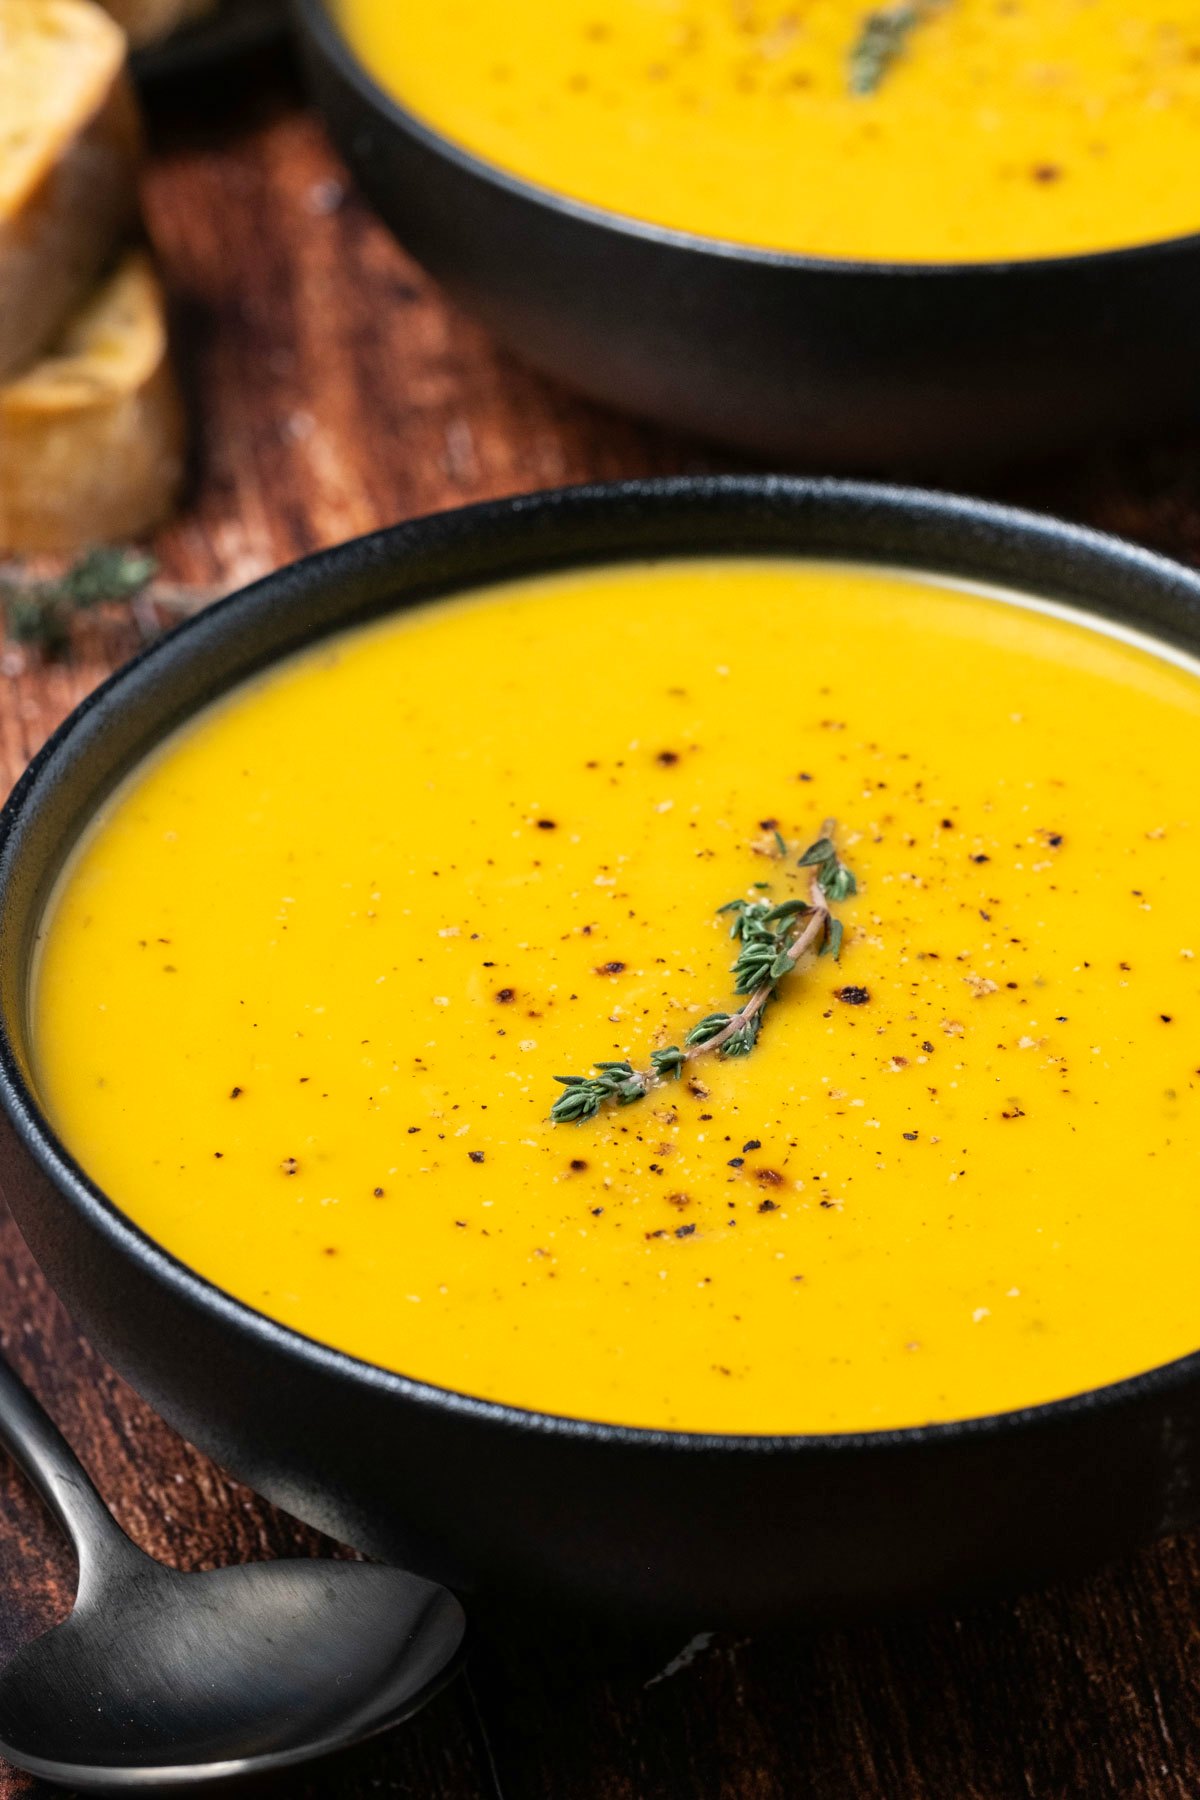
[[0, 248, 185, 554], [0, 0, 141, 382], [98, 0, 215, 48]]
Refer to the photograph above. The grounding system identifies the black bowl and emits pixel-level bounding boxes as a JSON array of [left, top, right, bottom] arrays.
[[2, 477, 1200, 1626], [294, 0, 1200, 473]]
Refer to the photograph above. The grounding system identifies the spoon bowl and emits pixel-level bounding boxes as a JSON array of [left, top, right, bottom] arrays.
[[0, 1354, 465, 1791]]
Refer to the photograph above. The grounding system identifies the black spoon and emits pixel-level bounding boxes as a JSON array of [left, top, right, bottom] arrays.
[[0, 1350, 465, 1791]]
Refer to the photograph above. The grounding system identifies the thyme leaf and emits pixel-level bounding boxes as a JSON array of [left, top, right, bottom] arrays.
[[848, 2, 948, 96], [549, 821, 857, 1125], [550, 1060, 651, 1124]]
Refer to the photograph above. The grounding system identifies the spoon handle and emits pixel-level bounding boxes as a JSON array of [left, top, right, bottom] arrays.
[[0, 1348, 135, 1575]]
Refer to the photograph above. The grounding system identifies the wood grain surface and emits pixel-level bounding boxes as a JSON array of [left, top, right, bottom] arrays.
[[1, 56, 1200, 1799]]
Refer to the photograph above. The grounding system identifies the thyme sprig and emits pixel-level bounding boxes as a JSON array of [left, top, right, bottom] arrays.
[[0, 547, 222, 659], [848, 2, 948, 96], [0, 546, 157, 657], [550, 824, 856, 1125]]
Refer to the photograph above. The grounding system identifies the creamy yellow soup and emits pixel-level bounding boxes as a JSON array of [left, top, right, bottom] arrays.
[[32, 561, 1200, 1433], [337, 0, 1200, 263]]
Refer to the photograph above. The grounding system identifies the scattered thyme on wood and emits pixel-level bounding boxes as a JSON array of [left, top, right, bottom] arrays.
[[0, 546, 157, 658], [550, 823, 856, 1125], [848, 2, 949, 95]]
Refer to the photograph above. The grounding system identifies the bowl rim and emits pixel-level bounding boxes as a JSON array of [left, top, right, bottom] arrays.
[[4, 472, 1200, 1459], [298, 0, 1200, 281]]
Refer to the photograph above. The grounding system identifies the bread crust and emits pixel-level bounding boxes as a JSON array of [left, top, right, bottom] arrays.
[[0, 249, 185, 553], [0, 0, 142, 382]]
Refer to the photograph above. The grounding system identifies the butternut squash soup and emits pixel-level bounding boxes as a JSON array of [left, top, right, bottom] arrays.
[[31, 561, 1200, 1433], [335, 0, 1200, 263]]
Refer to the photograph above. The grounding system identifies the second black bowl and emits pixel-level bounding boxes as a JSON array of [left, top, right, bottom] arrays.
[[296, 0, 1200, 472]]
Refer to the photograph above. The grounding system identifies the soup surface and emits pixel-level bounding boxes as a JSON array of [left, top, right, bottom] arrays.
[[33, 560, 1200, 1433], [337, 0, 1200, 263]]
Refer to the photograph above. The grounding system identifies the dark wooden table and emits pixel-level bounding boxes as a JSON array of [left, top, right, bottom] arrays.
[[2, 60, 1200, 1800]]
